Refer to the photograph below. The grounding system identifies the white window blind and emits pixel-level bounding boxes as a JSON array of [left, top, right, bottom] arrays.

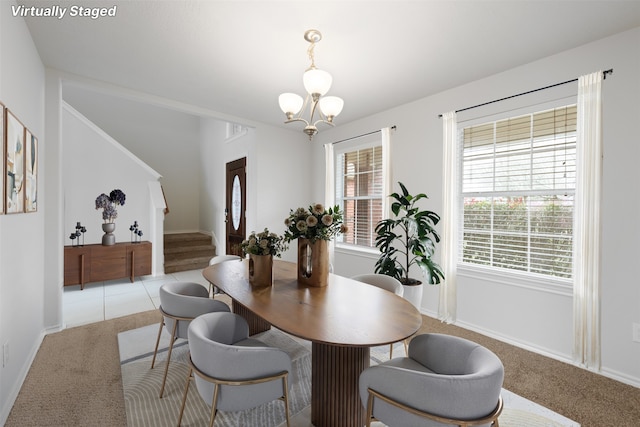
[[461, 105, 576, 278], [335, 144, 383, 248]]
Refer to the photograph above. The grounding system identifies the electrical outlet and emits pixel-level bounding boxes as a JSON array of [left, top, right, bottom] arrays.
[[633, 323, 640, 343], [2, 342, 8, 367]]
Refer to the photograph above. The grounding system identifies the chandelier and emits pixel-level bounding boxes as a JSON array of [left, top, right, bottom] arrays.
[[278, 29, 344, 140]]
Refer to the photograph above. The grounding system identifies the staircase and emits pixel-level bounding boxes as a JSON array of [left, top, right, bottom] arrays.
[[164, 232, 216, 273]]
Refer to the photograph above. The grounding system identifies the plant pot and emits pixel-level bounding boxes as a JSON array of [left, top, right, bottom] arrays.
[[402, 280, 423, 310], [297, 238, 329, 287], [248, 254, 273, 287], [102, 223, 116, 246]]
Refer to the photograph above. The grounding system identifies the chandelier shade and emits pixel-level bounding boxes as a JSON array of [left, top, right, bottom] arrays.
[[303, 68, 332, 97], [278, 29, 344, 140], [279, 93, 304, 118], [319, 96, 344, 120]]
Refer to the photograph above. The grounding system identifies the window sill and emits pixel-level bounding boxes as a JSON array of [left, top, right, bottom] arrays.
[[457, 263, 573, 296], [335, 244, 380, 259]]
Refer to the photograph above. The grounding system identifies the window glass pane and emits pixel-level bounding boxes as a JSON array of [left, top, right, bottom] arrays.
[[460, 105, 576, 280], [336, 144, 383, 248]]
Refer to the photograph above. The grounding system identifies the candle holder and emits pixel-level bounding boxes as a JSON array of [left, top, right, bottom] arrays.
[[130, 221, 143, 243], [75, 222, 87, 246]]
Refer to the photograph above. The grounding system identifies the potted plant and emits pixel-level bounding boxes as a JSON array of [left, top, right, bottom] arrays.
[[374, 182, 444, 307]]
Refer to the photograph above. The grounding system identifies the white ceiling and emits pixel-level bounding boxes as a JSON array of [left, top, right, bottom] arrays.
[[21, 0, 640, 128]]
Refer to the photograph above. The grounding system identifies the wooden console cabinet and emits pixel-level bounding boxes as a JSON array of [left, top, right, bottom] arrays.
[[64, 241, 152, 289]]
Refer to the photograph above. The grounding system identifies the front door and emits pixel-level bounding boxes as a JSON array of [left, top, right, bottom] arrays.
[[225, 157, 246, 256]]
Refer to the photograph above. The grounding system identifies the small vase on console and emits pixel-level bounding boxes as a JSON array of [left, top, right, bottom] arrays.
[[102, 223, 116, 246], [248, 254, 273, 287], [297, 238, 329, 287]]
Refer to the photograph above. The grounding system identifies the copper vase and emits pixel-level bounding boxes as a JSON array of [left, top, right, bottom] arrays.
[[248, 254, 273, 287], [297, 238, 329, 287]]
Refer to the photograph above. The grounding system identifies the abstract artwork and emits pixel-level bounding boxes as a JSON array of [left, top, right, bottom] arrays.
[[25, 129, 37, 212], [5, 109, 25, 214], [0, 102, 4, 215]]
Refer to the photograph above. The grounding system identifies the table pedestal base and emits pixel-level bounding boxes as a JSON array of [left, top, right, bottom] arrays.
[[231, 300, 271, 335], [311, 342, 369, 427]]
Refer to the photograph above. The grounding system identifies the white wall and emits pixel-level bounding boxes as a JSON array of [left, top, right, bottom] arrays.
[[62, 103, 162, 246], [311, 27, 640, 387], [63, 86, 201, 233], [0, 5, 46, 423]]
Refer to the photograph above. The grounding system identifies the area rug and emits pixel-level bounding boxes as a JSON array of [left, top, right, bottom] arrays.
[[118, 324, 579, 427]]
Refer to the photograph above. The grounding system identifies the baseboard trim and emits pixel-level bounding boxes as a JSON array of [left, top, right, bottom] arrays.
[[0, 330, 46, 426]]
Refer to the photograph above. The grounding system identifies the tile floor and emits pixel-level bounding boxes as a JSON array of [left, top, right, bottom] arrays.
[[63, 268, 208, 328]]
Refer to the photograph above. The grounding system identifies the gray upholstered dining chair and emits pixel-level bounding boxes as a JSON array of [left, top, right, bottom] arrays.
[[359, 333, 504, 427], [351, 273, 407, 358], [177, 311, 292, 427], [151, 281, 230, 398], [207, 254, 242, 295]]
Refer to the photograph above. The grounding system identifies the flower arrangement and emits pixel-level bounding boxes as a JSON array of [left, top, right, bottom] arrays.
[[241, 228, 288, 257], [284, 203, 347, 243], [95, 189, 126, 223]]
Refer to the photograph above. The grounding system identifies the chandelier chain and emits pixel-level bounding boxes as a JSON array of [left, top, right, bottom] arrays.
[[307, 41, 317, 70]]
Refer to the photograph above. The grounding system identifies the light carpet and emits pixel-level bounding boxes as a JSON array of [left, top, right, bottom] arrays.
[[118, 324, 579, 427]]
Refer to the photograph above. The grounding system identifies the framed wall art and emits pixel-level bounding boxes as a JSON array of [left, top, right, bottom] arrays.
[[0, 102, 4, 215], [25, 129, 38, 212], [5, 109, 25, 214]]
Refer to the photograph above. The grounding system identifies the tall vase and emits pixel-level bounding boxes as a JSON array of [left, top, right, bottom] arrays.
[[248, 254, 273, 287], [297, 238, 329, 287], [102, 223, 116, 246]]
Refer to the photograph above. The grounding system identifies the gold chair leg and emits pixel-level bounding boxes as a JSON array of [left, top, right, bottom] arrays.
[[282, 374, 291, 427], [159, 321, 178, 398], [209, 384, 220, 427], [389, 343, 393, 359], [366, 391, 375, 427], [177, 367, 193, 427], [404, 338, 408, 356], [150, 319, 164, 369]]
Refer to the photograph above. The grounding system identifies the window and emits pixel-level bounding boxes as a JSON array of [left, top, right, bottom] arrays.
[[335, 143, 383, 248], [460, 105, 576, 279]]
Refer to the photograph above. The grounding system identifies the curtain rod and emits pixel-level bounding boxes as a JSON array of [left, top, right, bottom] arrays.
[[328, 125, 396, 145], [438, 69, 613, 118]]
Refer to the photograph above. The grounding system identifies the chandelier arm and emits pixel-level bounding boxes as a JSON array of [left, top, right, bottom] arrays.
[[284, 117, 311, 126], [313, 119, 335, 128]]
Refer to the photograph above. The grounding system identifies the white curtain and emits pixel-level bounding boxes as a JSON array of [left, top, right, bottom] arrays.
[[324, 143, 336, 271], [573, 71, 603, 370], [439, 112, 458, 323], [381, 127, 393, 218]]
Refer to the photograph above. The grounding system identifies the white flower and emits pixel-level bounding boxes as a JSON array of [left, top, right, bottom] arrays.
[[321, 214, 333, 226], [296, 220, 307, 232], [312, 203, 324, 215], [306, 215, 318, 227]]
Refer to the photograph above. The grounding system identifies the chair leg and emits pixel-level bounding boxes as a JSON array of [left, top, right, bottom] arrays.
[[209, 384, 220, 427], [159, 320, 178, 398], [176, 367, 193, 427], [282, 374, 291, 427], [366, 391, 375, 427], [151, 320, 164, 369], [403, 338, 408, 356], [389, 343, 393, 359]]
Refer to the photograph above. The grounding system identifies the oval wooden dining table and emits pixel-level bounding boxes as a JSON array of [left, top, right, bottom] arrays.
[[203, 258, 422, 427]]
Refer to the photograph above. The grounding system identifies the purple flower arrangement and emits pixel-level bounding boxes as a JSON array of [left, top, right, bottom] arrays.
[[95, 189, 126, 223]]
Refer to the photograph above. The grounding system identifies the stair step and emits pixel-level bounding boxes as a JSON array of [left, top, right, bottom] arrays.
[[164, 244, 216, 255], [163, 232, 217, 274], [164, 257, 211, 273], [164, 232, 212, 248]]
